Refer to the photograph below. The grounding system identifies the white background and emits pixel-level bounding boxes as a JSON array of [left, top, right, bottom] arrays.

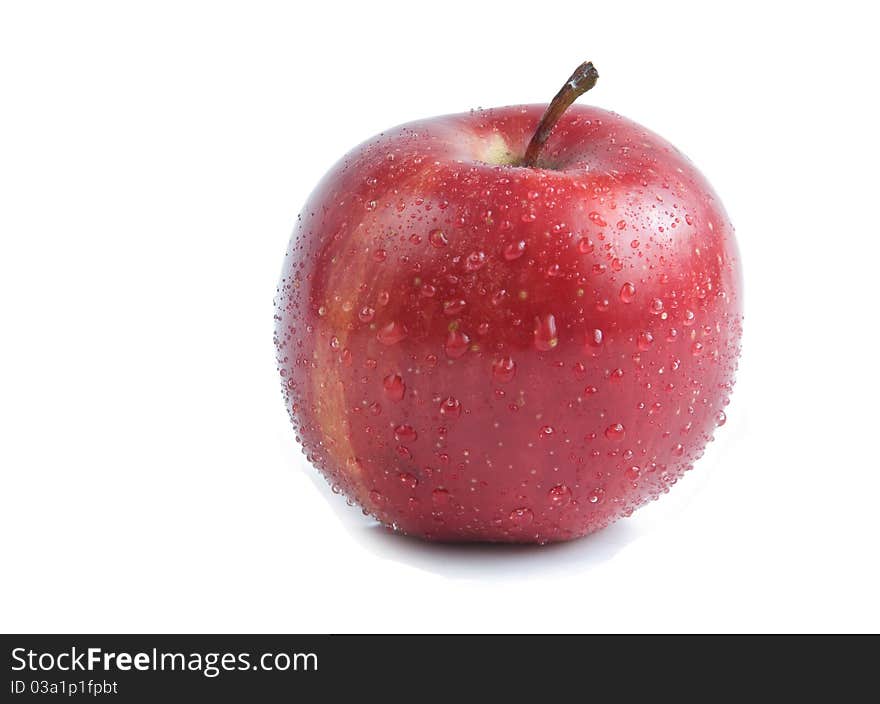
[[1, 1, 878, 633]]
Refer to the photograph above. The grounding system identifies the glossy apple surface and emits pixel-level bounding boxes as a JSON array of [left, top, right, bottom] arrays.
[[274, 102, 742, 542]]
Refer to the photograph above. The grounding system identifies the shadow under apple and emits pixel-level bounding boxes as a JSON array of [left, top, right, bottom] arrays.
[[302, 467, 640, 580]]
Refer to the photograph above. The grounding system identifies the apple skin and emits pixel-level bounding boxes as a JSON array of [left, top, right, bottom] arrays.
[[274, 104, 742, 543]]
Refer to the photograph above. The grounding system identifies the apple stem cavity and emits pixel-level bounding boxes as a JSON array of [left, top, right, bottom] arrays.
[[521, 61, 599, 168]]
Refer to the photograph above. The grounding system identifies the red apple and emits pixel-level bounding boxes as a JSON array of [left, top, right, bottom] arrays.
[[274, 63, 742, 543]]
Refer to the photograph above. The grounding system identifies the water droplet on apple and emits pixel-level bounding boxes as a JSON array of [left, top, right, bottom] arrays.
[[587, 328, 603, 347], [439, 396, 462, 418], [398, 472, 418, 489], [465, 251, 487, 271], [503, 240, 526, 261], [429, 229, 448, 247], [617, 283, 636, 308], [533, 314, 559, 351], [548, 484, 572, 506], [578, 237, 595, 254], [624, 466, 641, 481], [509, 507, 534, 526], [394, 424, 417, 442], [491, 355, 516, 383], [383, 373, 406, 401], [637, 331, 654, 351], [605, 423, 625, 441], [715, 410, 727, 427], [358, 306, 375, 323], [445, 329, 471, 358], [377, 321, 406, 345], [588, 487, 606, 504]]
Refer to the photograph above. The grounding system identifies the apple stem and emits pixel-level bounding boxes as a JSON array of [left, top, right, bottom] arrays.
[[521, 61, 599, 168]]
